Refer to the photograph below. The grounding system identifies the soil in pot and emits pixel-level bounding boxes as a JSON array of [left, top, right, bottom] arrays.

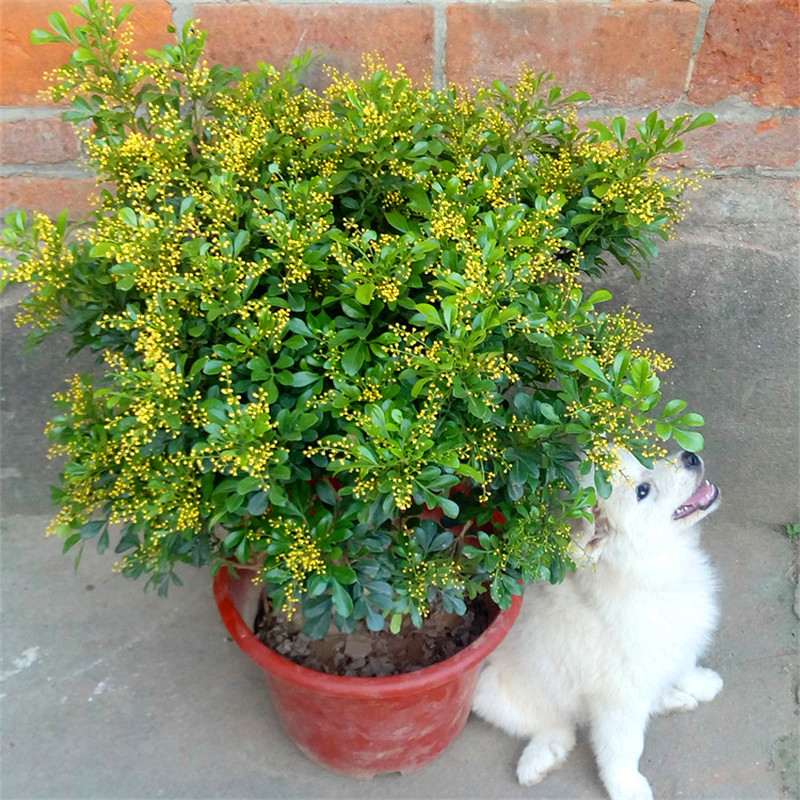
[[254, 592, 491, 677]]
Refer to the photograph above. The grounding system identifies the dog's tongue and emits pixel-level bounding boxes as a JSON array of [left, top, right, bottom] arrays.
[[673, 481, 719, 519], [687, 481, 717, 508]]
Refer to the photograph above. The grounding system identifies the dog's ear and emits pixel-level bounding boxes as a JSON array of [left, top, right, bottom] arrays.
[[570, 504, 613, 564], [587, 504, 613, 549]]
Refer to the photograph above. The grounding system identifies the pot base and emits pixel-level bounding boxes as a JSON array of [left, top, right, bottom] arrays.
[[214, 567, 521, 779]]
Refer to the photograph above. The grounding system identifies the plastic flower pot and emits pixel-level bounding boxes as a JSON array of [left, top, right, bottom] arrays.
[[213, 565, 522, 779]]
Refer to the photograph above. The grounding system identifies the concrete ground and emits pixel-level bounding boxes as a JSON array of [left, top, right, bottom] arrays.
[[1, 176, 798, 799]]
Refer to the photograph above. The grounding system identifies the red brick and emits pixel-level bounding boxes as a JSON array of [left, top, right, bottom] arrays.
[[0, 176, 99, 219], [201, 4, 434, 86], [667, 117, 800, 169], [0, 118, 81, 165], [446, 2, 699, 106], [689, 0, 799, 108], [0, 0, 174, 106]]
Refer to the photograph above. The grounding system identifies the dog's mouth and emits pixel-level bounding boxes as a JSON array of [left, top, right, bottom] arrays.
[[672, 480, 720, 520]]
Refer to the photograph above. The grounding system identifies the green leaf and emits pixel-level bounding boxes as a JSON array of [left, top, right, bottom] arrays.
[[298, 412, 318, 431], [655, 421, 672, 440], [659, 398, 687, 419], [330, 565, 357, 585], [116, 5, 134, 27], [573, 356, 608, 383], [247, 491, 269, 516], [672, 428, 705, 452], [269, 484, 288, 506], [79, 520, 104, 540], [291, 371, 318, 387], [587, 122, 614, 142], [355, 283, 374, 304], [303, 598, 333, 639], [307, 574, 329, 596], [594, 469, 612, 500], [223, 528, 245, 551], [407, 185, 432, 215], [90, 242, 114, 258], [673, 412, 704, 427], [232, 229, 250, 257], [71, 46, 96, 64], [315, 480, 337, 506], [414, 303, 441, 326], [584, 289, 612, 307], [30, 29, 57, 44], [341, 342, 365, 376], [438, 495, 459, 518], [684, 112, 716, 134], [118, 207, 138, 228], [539, 403, 560, 423], [48, 12, 72, 41], [561, 90, 591, 104], [287, 317, 313, 337], [237, 476, 262, 495], [456, 463, 483, 481], [384, 210, 410, 232], [330, 579, 354, 617], [663, 141, 685, 154], [410, 377, 429, 399], [202, 359, 225, 375], [364, 603, 385, 632]]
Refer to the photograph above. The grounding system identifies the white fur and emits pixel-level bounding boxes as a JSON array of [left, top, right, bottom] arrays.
[[472, 451, 722, 800]]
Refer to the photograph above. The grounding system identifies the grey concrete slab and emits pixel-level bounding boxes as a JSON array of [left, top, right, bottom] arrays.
[[1, 176, 798, 799]]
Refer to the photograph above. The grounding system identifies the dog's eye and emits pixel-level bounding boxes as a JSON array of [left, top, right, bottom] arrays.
[[636, 483, 650, 501]]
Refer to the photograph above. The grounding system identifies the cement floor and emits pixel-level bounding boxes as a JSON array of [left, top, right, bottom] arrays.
[[1, 175, 798, 799]]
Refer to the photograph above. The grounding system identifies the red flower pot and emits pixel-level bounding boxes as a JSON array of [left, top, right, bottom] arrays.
[[213, 566, 522, 779]]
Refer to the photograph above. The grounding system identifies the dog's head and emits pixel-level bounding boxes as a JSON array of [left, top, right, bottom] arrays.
[[573, 450, 720, 564]]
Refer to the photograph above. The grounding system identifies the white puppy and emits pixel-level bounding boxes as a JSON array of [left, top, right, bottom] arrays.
[[472, 450, 722, 800]]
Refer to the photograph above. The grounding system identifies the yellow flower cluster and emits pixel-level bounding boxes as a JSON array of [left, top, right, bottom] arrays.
[[376, 277, 401, 303], [257, 185, 332, 289], [194, 384, 282, 485], [44, 372, 205, 542], [328, 222, 413, 303], [567, 395, 669, 473], [255, 519, 326, 618], [502, 511, 572, 573], [600, 168, 666, 225], [399, 526, 466, 617], [592, 307, 674, 373], [1, 213, 72, 328], [306, 384, 448, 510], [430, 198, 469, 241], [456, 426, 509, 498], [314, 57, 426, 181]]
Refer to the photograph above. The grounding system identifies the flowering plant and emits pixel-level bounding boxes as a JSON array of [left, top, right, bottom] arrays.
[[1, 1, 713, 637]]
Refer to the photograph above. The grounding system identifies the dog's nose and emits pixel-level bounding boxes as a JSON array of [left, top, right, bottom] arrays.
[[681, 450, 702, 469]]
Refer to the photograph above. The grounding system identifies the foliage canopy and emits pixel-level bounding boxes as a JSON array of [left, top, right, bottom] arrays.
[[1, 0, 713, 636]]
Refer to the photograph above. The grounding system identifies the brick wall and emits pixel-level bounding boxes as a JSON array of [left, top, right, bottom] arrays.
[[1, 0, 797, 218]]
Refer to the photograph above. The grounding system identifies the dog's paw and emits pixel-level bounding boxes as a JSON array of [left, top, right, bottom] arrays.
[[656, 687, 699, 715], [680, 667, 723, 703], [603, 769, 654, 800], [516, 737, 571, 786]]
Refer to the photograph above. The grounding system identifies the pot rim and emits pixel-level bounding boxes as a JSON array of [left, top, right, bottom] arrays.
[[214, 565, 523, 699]]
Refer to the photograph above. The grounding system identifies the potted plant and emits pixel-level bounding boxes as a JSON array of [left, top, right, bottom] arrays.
[[1, 0, 714, 778]]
